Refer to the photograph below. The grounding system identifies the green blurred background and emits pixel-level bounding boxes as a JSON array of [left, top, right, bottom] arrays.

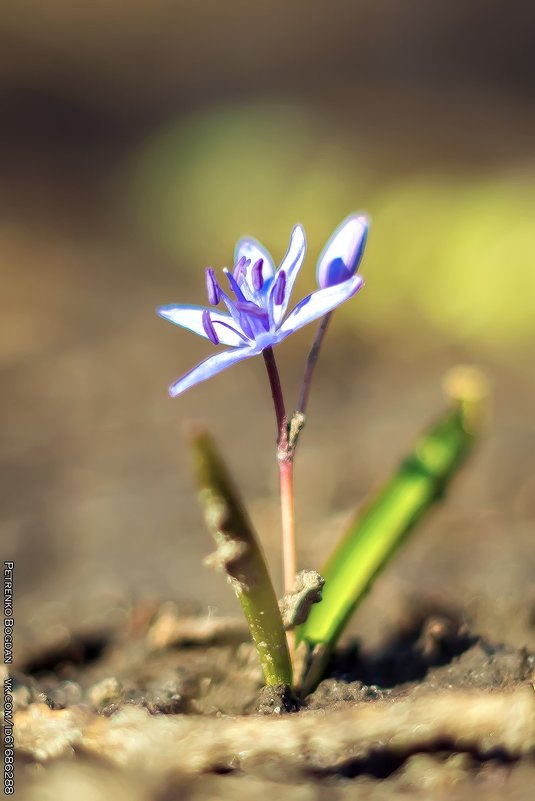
[[1, 2, 534, 649]]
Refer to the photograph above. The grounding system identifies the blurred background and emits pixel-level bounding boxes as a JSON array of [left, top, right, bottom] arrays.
[[2, 2, 534, 651]]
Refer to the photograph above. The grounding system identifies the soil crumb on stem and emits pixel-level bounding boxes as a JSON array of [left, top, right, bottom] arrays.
[[254, 684, 301, 715]]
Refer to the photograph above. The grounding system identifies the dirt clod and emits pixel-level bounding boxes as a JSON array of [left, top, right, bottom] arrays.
[[255, 683, 301, 714]]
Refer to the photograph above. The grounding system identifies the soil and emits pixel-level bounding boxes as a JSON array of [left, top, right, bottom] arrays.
[[12, 597, 535, 800]]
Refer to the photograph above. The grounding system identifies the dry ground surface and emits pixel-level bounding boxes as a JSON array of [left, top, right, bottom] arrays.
[[10, 598, 535, 800]]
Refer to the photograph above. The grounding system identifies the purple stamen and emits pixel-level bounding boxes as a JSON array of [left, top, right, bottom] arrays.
[[224, 268, 248, 302], [213, 319, 250, 343], [236, 300, 267, 318], [233, 256, 246, 283], [205, 268, 220, 306], [236, 301, 270, 332], [202, 310, 219, 344], [273, 270, 286, 306], [252, 258, 264, 291]]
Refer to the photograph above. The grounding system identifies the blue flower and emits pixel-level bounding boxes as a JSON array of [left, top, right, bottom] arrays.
[[316, 214, 369, 289], [158, 222, 365, 397]]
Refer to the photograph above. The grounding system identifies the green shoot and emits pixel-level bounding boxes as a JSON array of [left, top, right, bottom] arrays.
[[298, 367, 489, 692]]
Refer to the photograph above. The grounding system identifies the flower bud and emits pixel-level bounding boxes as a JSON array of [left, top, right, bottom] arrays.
[[316, 214, 369, 289]]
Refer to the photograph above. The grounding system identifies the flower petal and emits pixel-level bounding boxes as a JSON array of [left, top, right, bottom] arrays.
[[168, 345, 258, 397], [270, 224, 306, 325], [278, 275, 364, 336], [316, 214, 369, 289], [234, 237, 276, 286], [157, 304, 246, 347]]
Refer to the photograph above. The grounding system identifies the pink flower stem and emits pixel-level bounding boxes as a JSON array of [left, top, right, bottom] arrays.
[[278, 457, 296, 595], [272, 312, 334, 602], [263, 347, 296, 596]]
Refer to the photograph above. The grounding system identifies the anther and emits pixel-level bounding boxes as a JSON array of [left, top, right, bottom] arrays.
[[205, 268, 220, 305], [252, 258, 264, 291], [233, 256, 246, 283], [202, 310, 219, 344], [273, 270, 286, 305]]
